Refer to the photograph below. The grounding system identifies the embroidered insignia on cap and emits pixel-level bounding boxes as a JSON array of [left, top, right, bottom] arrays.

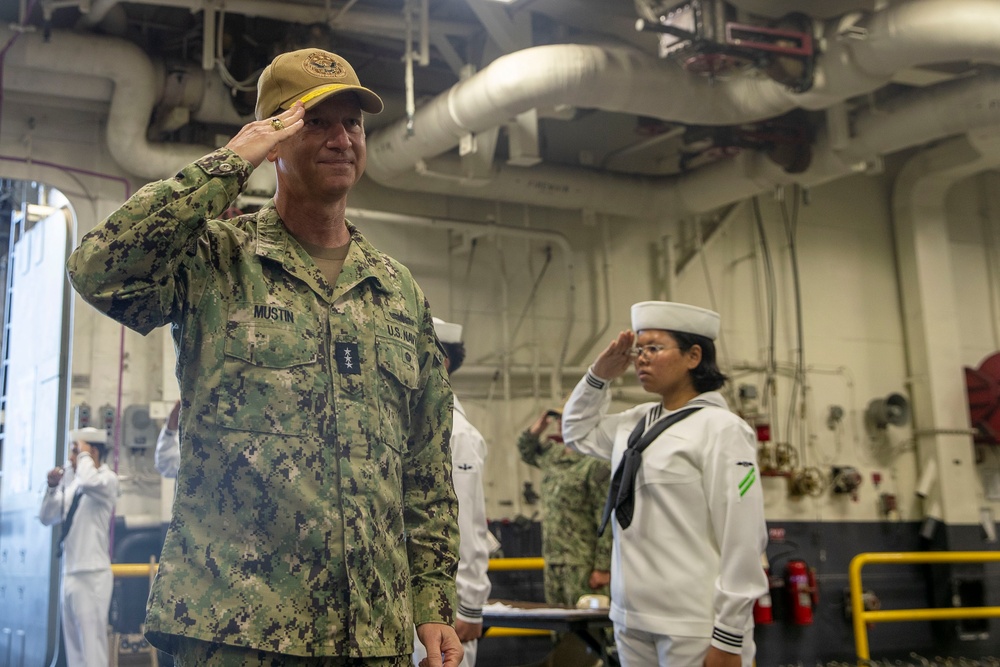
[[302, 53, 347, 79]]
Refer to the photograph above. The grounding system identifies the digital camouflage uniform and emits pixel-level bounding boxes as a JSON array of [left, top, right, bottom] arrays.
[[517, 432, 612, 607], [66, 148, 459, 658]]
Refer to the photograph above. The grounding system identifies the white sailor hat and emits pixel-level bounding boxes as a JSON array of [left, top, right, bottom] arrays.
[[432, 317, 463, 344], [631, 301, 720, 340], [69, 426, 108, 445]]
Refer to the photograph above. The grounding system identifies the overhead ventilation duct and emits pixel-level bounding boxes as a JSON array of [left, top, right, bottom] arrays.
[[366, 0, 1000, 195], [5, 0, 1000, 217]]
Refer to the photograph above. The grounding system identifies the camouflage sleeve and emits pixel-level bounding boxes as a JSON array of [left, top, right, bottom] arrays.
[[516, 431, 543, 468], [589, 459, 613, 571], [66, 149, 252, 334], [404, 294, 460, 626]]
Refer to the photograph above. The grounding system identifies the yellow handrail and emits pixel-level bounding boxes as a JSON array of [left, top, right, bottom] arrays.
[[488, 557, 544, 571], [483, 628, 552, 638], [113, 557, 544, 577], [111, 563, 158, 578], [849, 551, 1000, 663], [111, 558, 551, 638]]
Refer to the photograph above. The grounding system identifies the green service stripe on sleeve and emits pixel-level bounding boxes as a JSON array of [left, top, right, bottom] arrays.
[[739, 468, 756, 497]]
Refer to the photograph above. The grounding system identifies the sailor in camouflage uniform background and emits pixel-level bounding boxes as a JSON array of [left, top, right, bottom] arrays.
[[67, 48, 463, 667], [517, 409, 612, 607]]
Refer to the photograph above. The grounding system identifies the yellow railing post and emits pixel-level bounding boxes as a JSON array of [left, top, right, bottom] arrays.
[[848, 551, 1000, 665], [110, 557, 551, 640]]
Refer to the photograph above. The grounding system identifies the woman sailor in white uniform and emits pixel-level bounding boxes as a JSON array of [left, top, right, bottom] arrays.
[[561, 301, 767, 667]]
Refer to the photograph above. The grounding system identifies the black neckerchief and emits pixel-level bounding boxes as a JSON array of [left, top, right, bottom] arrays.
[[598, 406, 702, 535]]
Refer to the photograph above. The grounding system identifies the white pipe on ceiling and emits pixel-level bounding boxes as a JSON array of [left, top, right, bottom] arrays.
[[0, 27, 274, 191], [366, 0, 1000, 187], [5, 0, 1000, 217], [73, 0, 477, 39], [369, 68, 1000, 218], [365, 43, 795, 183]]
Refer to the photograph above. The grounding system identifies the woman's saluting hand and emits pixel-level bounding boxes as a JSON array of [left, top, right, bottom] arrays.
[[591, 329, 635, 381]]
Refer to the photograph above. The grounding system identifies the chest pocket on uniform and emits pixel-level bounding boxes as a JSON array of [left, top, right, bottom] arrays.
[[218, 321, 321, 436], [638, 440, 701, 487], [375, 335, 419, 452]]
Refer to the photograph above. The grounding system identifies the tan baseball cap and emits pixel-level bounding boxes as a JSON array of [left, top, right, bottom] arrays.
[[255, 48, 384, 121]]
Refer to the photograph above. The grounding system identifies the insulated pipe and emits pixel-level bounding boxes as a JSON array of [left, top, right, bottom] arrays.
[[369, 68, 1000, 218], [367, 0, 1000, 186], [7, 0, 1000, 216], [839, 0, 1000, 78], [0, 27, 273, 191], [2, 28, 202, 178], [366, 44, 794, 182], [72, 0, 478, 39]]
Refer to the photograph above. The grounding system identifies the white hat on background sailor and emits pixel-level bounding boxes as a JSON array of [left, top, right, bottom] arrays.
[[68, 426, 108, 445], [432, 317, 463, 344], [630, 301, 720, 340]]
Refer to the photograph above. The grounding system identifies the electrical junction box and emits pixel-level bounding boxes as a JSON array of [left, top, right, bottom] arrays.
[[122, 404, 160, 449]]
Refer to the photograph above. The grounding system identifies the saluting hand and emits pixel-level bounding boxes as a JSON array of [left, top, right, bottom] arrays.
[[528, 411, 554, 438], [224, 102, 306, 168], [46, 466, 65, 488], [591, 330, 635, 381]]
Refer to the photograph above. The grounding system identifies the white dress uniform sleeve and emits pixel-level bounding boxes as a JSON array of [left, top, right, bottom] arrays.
[[703, 416, 768, 654], [155, 426, 180, 478], [562, 369, 653, 462], [451, 424, 492, 624], [561, 369, 621, 461], [39, 483, 67, 526]]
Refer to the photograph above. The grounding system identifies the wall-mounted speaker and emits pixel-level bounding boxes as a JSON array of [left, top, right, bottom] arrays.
[[865, 392, 910, 430]]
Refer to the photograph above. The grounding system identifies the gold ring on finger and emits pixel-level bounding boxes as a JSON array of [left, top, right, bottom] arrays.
[[270, 118, 285, 131]]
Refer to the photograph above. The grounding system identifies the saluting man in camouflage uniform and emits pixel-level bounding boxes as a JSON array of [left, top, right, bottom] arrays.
[[517, 409, 612, 607], [67, 48, 462, 667]]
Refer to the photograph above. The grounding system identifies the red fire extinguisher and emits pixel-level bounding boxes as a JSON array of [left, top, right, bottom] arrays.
[[785, 559, 817, 625], [753, 567, 774, 625]]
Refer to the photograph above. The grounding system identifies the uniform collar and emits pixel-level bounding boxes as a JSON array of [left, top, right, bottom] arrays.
[[254, 205, 392, 301], [453, 394, 466, 420]]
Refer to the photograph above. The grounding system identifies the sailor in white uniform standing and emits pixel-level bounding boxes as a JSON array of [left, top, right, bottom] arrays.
[[562, 301, 767, 667], [414, 318, 492, 667], [39, 426, 120, 667]]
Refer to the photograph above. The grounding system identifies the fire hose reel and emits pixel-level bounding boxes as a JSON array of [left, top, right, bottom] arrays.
[[966, 352, 1000, 444]]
